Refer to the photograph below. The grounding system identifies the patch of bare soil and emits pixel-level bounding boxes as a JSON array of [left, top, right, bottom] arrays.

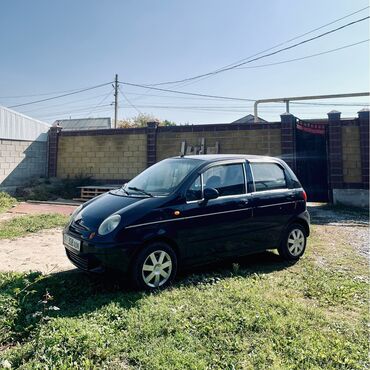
[[0, 227, 75, 273]]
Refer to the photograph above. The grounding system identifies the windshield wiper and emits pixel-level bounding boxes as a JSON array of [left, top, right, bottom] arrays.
[[128, 186, 153, 197], [120, 187, 130, 196]]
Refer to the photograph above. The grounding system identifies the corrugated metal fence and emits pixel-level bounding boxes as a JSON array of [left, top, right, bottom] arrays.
[[0, 106, 50, 142]]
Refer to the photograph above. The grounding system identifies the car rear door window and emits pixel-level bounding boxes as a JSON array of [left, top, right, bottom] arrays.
[[203, 163, 246, 196], [251, 163, 287, 191]]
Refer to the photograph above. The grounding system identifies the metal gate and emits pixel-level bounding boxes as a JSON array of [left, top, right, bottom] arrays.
[[295, 120, 329, 202]]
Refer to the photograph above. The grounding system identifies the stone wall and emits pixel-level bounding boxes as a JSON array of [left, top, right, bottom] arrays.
[[47, 110, 369, 207], [56, 130, 147, 181], [341, 125, 361, 183], [156, 124, 282, 161], [0, 138, 47, 191]]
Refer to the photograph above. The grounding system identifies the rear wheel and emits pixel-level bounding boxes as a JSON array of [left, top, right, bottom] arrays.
[[278, 223, 307, 261], [131, 242, 177, 290]]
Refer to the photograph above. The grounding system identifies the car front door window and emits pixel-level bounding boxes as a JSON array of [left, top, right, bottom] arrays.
[[203, 163, 246, 196]]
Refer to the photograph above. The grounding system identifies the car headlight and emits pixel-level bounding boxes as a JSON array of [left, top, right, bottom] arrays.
[[98, 214, 121, 235], [70, 205, 83, 221]]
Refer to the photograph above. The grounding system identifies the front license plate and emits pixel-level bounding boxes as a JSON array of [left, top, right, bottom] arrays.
[[63, 234, 81, 252]]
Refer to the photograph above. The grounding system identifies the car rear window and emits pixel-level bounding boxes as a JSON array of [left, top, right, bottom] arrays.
[[251, 163, 287, 191]]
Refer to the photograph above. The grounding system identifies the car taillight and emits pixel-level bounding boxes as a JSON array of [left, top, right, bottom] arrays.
[[302, 190, 307, 202]]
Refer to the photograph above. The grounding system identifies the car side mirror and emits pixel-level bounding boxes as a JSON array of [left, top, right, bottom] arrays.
[[203, 187, 219, 201]]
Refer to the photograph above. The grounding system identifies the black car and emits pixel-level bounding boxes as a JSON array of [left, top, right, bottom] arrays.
[[63, 155, 310, 290]]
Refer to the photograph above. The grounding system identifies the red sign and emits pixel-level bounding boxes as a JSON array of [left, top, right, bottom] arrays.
[[296, 122, 326, 135]]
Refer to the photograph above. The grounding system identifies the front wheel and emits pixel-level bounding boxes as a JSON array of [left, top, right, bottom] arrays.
[[278, 224, 307, 261], [131, 242, 177, 290]]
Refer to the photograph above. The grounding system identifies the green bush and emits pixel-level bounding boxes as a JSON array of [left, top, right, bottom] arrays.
[[15, 176, 92, 201], [0, 192, 17, 213]]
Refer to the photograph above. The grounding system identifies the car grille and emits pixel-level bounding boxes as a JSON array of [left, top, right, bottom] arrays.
[[66, 249, 100, 271], [69, 220, 89, 237]]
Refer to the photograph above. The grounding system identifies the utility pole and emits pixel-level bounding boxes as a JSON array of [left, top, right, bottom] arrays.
[[113, 74, 118, 128]]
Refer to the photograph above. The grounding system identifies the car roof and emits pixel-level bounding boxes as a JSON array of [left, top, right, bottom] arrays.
[[173, 154, 284, 163]]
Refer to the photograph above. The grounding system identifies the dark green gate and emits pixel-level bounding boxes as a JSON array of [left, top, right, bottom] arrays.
[[295, 120, 329, 202]]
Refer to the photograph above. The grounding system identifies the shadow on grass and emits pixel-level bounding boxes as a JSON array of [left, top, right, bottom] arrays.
[[1, 250, 291, 343]]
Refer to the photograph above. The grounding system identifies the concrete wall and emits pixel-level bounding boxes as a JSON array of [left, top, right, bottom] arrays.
[[156, 125, 282, 161], [57, 132, 147, 181], [0, 138, 47, 191], [333, 189, 369, 208], [342, 126, 361, 183]]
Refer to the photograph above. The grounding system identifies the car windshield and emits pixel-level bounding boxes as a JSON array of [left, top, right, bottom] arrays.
[[124, 158, 200, 196]]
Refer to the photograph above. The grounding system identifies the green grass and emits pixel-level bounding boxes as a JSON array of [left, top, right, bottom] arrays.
[[0, 192, 17, 214], [0, 206, 368, 369], [0, 214, 69, 239]]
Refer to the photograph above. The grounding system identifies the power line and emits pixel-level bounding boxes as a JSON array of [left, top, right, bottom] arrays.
[[8, 82, 113, 108], [118, 86, 142, 115], [236, 39, 369, 69], [119, 80, 369, 107], [86, 88, 115, 117], [18, 90, 115, 114], [119, 81, 255, 101], [122, 90, 369, 106], [145, 15, 369, 86], [0, 85, 113, 100], [200, 6, 370, 76], [36, 104, 113, 119]]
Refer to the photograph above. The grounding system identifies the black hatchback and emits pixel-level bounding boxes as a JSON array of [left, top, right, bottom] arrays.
[[63, 155, 310, 290]]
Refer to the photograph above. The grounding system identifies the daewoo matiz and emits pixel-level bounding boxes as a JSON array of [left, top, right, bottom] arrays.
[[63, 155, 310, 290]]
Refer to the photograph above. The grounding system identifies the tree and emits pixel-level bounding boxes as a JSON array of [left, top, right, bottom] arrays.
[[117, 114, 176, 128]]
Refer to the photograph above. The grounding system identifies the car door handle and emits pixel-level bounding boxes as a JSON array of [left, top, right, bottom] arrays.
[[239, 199, 250, 206]]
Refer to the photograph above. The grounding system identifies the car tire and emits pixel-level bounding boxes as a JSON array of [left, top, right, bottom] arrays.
[[278, 223, 307, 261], [131, 242, 177, 290]]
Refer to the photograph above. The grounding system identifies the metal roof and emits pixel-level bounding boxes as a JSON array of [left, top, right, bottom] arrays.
[[231, 114, 267, 124], [54, 117, 111, 131], [0, 106, 50, 142]]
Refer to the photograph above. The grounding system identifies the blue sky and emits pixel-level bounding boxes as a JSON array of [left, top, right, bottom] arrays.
[[0, 0, 369, 124]]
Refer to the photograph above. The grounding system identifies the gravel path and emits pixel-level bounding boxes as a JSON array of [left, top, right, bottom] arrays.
[[308, 204, 369, 258]]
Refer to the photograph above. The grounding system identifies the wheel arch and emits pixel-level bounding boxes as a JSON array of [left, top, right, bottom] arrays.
[[130, 235, 181, 267], [287, 217, 310, 237]]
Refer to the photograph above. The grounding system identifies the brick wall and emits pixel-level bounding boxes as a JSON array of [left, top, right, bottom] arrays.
[[56, 130, 147, 181], [341, 125, 361, 183], [156, 124, 282, 161], [0, 139, 47, 190]]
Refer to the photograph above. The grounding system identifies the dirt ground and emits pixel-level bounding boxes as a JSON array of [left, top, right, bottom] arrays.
[[0, 203, 368, 274]]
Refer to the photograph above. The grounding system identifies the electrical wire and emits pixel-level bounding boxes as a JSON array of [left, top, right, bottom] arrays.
[[118, 86, 142, 115], [8, 82, 113, 108], [145, 15, 370, 86], [17, 91, 115, 114], [86, 88, 115, 117], [194, 6, 370, 79], [119, 81, 255, 101], [235, 39, 369, 69]]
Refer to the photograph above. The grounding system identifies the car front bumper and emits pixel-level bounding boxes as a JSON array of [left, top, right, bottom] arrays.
[[63, 229, 133, 274]]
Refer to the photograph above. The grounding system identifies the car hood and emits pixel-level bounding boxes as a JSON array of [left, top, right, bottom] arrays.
[[76, 190, 147, 230]]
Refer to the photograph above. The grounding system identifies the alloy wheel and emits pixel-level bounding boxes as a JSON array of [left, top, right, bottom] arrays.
[[287, 229, 305, 256], [141, 250, 173, 288]]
